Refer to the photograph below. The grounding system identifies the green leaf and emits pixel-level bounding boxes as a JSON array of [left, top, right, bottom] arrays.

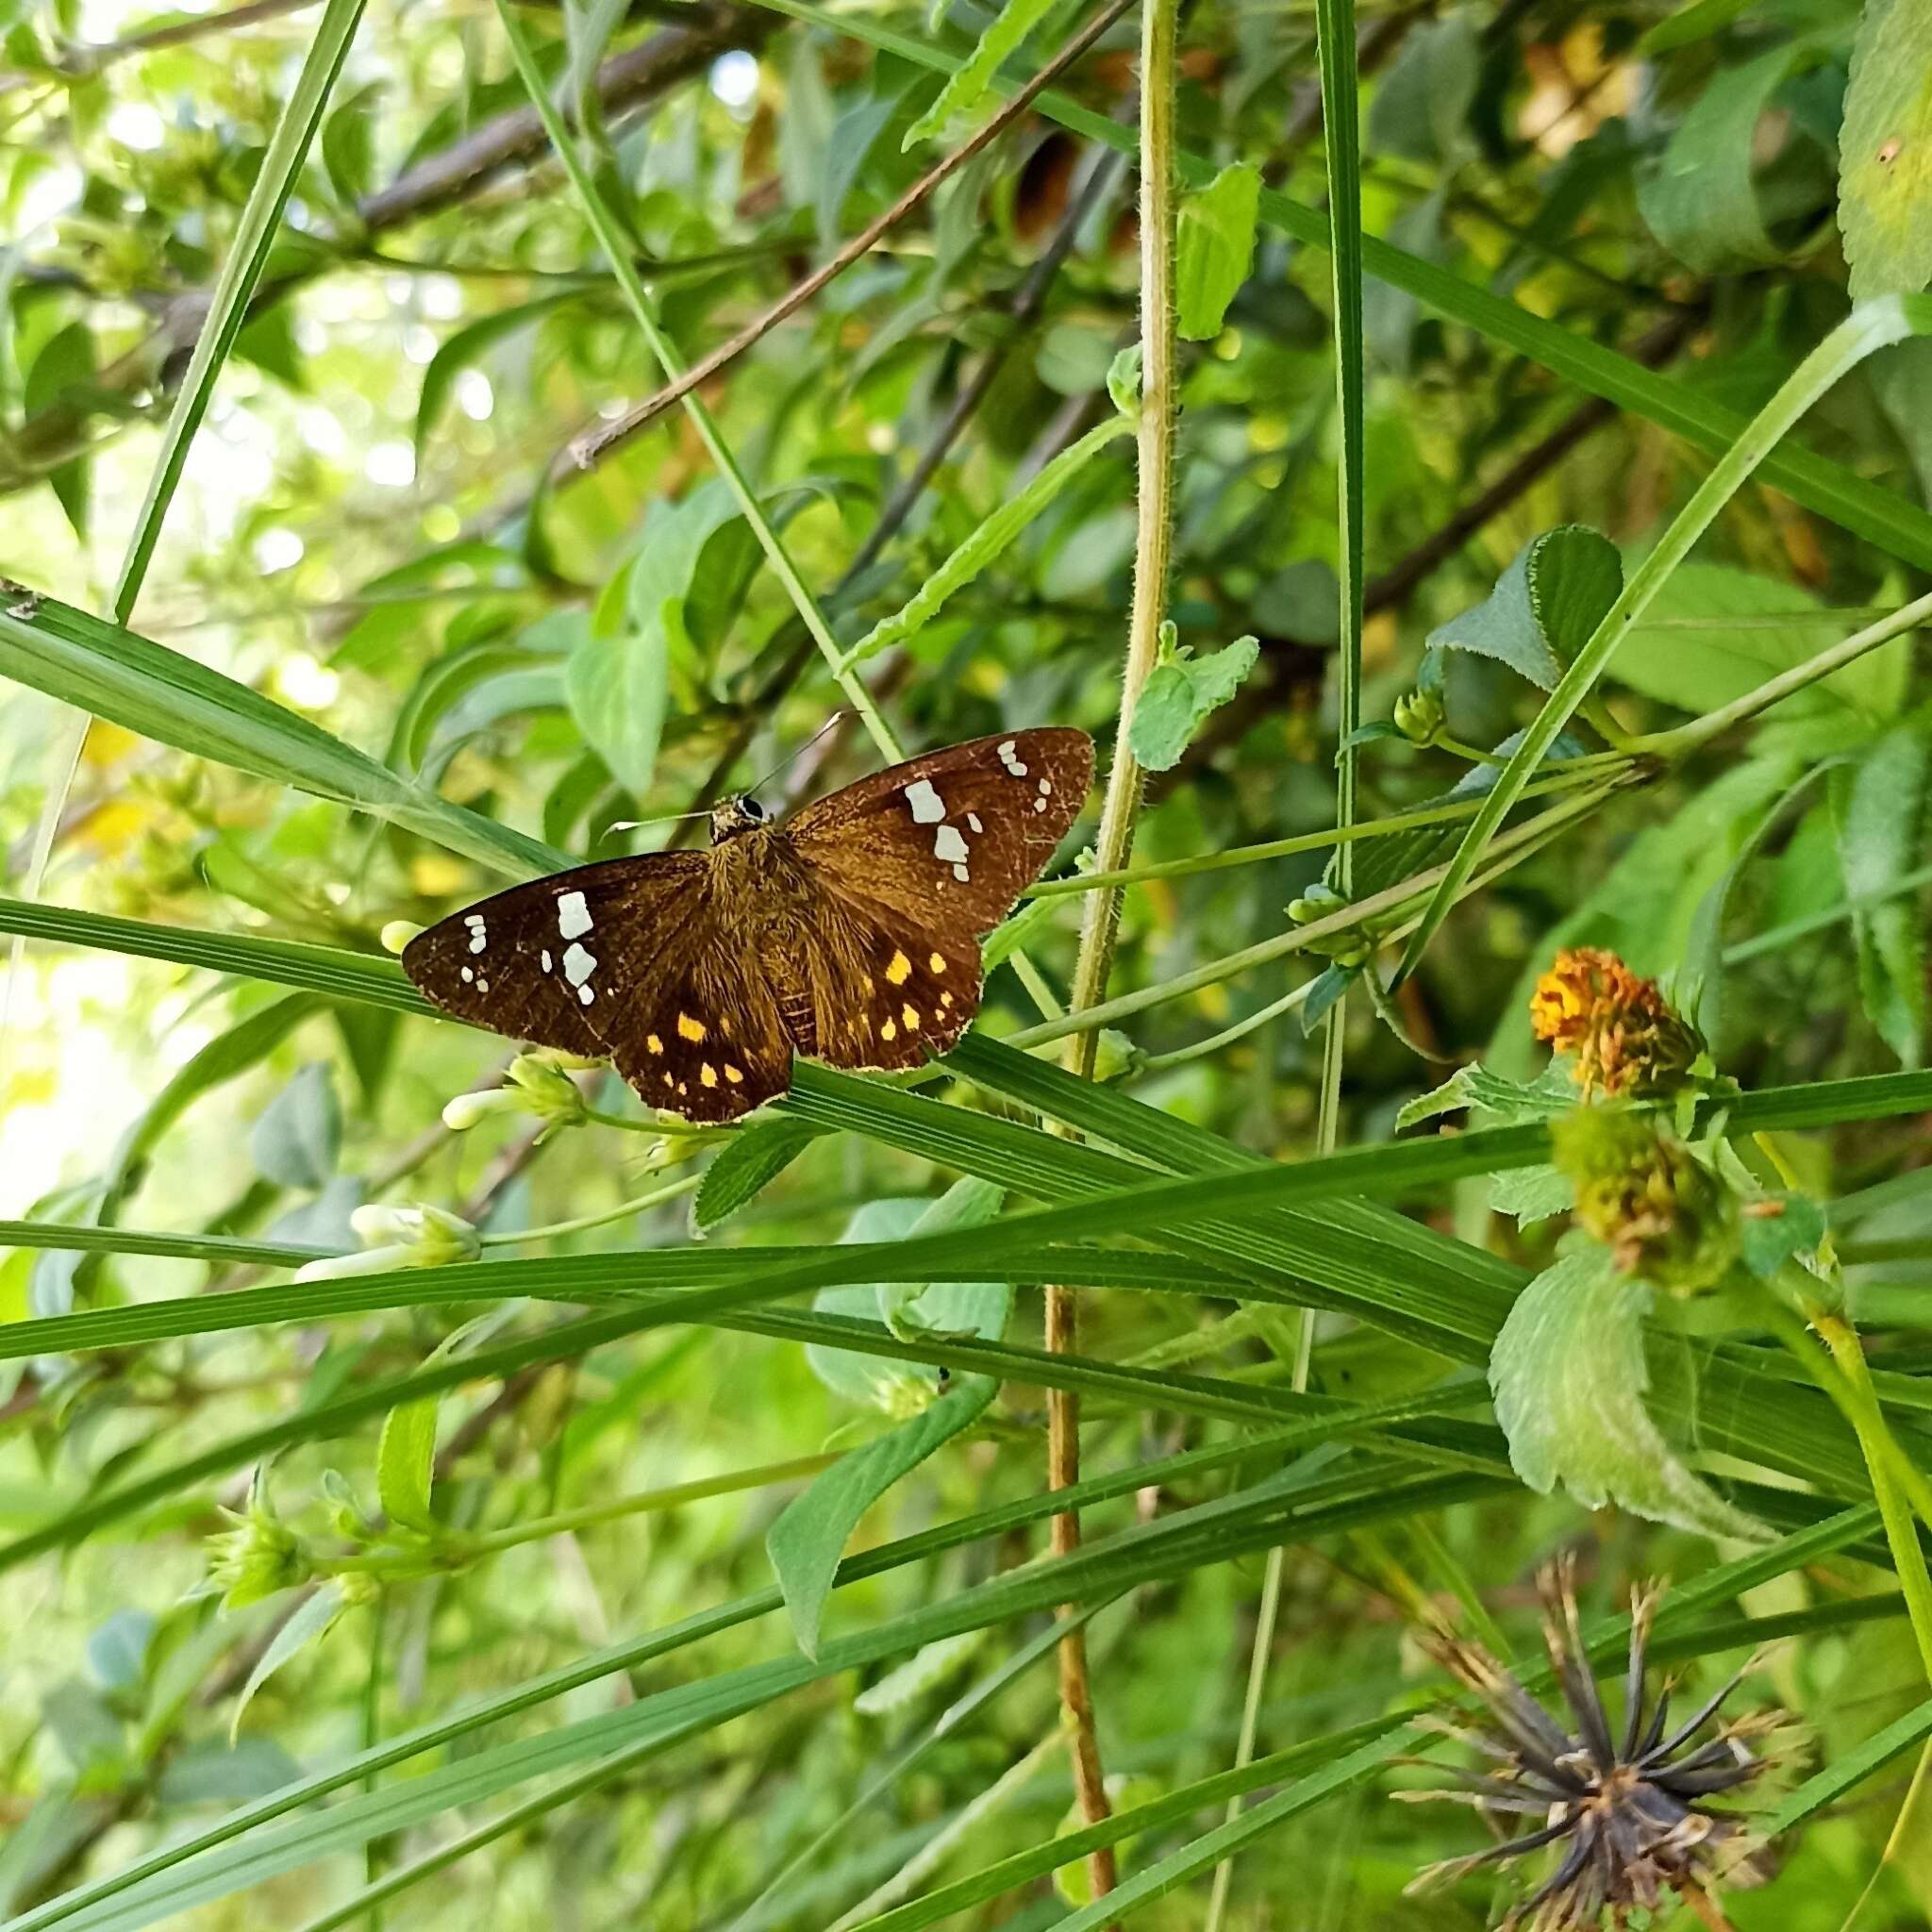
[[375, 1397, 439, 1534], [249, 1062, 341, 1191], [110, 0, 367, 615], [769, 1373, 994, 1658], [692, 1121, 825, 1231], [1175, 161, 1260, 340], [878, 1177, 1010, 1341], [1610, 564, 1902, 718], [1840, 0, 1932, 302], [1365, 14, 1478, 164], [845, 415, 1132, 667], [24, 321, 93, 538], [1490, 1249, 1770, 1542], [901, 0, 1058, 148], [1740, 1193, 1828, 1277], [1832, 722, 1928, 1066], [1425, 526, 1621, 692], [1126, 633, 1260, 772], [567, 482, 745, 791], [228, 1583, 350, 1744], [1638, 45, 1804, 274]]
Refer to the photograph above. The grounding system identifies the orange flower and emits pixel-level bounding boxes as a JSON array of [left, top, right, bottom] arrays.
[[1529, 946, 1701, 1097]]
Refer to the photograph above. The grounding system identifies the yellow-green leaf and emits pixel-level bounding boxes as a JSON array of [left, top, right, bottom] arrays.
[[1840, 0, 1932, 300]]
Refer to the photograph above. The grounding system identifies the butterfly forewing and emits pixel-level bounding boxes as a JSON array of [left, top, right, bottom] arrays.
[[774, 728, 1090, 1069]]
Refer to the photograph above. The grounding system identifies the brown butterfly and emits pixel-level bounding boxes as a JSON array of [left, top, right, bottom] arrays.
[[403, 728, 1093, 1123]]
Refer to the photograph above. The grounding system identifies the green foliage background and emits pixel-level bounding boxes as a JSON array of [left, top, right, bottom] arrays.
[[4, 0, 1932, 1924]]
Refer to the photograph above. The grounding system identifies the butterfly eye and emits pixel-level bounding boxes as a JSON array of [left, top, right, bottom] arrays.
[[742, 797, 765, 823]]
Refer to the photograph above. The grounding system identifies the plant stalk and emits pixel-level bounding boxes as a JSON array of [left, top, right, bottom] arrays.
[[1042, 0, 1181, 1907]]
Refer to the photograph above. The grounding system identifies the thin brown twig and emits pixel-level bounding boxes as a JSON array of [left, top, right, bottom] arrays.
[[563, 0, 1135, 473]]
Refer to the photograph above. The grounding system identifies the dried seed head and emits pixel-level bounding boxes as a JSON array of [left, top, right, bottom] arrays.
[[1403, 1557, 1787, 1929]]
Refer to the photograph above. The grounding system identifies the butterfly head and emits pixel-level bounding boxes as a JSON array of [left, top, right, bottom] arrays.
[[710, 794, 768, 844]]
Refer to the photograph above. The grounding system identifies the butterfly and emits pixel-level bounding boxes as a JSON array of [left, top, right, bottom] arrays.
[[402, 728, 1094, 1124]]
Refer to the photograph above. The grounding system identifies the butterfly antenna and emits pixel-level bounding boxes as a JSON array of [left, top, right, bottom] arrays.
[[603, 807, 716, 836], [747, 711, 849, 796]]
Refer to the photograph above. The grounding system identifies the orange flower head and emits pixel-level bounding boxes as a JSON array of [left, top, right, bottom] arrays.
[[1529, 946, 1701, 1098]]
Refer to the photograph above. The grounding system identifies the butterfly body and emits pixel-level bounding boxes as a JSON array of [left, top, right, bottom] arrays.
[[403, 728, 1092, 1123]]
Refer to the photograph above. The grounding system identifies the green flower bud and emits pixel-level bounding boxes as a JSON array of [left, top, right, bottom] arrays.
[[207, 1479, 309, 1610], [1551, 1108, 1739, 1294], [294, 1203, 480, 1282], [1394, 687, 1446, 745]]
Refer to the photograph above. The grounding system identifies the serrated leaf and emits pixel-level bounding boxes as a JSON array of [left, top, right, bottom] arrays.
[[229, 1582, 349, 1743], [694, 1121, 824, 1231], [1176, 162, 1261, 340], [1832, 722, 1927, 1067], [1426, 527, 1620, 691], [768, 1373, 997, 1657], [1490, 1164, 1574, 1227], [1491, 1249, 1770, 1542], [375, 1397, 438, 1534], [250, 1062, 340, 1191], [1128, 635, 1260, 772], [1395, 1061, 1574, 1131], [902, 0, 1057, 148], [1840, 0, 1932, 301]]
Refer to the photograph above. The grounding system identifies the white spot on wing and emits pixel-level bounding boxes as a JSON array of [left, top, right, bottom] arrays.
[[997, 740, 1028, 778], [562, 942, 597, 987], [953, 863, 970, 881], [578, 986, 594, 1006], [557, 890, 592, 940], [460, 966, 474, 982], [966, 812, 983, 834], [933, 824, 970, 865], [904, 777, 945, 824], [541, 950, 553, 973]]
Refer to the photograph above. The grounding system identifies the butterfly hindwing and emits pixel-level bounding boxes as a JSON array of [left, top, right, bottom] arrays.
[[603, 929, 794, 1124], [773, 897, 983, 1073]]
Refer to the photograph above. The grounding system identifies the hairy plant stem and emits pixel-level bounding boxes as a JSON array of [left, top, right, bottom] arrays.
[[1041, 0, 1180, 1906]]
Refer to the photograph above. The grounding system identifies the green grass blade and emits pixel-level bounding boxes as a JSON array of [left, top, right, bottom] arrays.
[[0, 593, 563, 877], [108, 0, 367, 619]]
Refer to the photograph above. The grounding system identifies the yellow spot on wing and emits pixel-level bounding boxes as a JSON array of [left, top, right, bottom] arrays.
[[881, 1018, 898, 1042], [646, 1033, 663, 1055], [677, 1013, 707, 1041], [940, 991, 954, 1009], [902, 1005, 920, 1030], [724, 1064, 743, 1084], [885, 951, 911, 986], [700, 1063, 718, 1089], [928, 953, 947, 974]]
